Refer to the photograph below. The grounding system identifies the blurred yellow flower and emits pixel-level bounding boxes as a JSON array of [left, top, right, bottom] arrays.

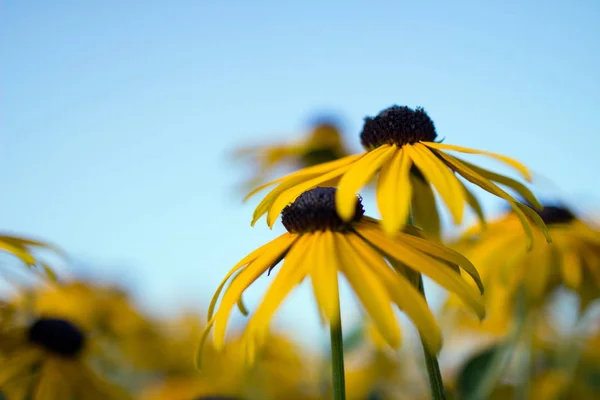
[[234, 120, 351, 191], [452, 205, 600, 308], [141, 315, 316, 400], [246, 105, 548, 243], [0, 316, 130, 399], [14, 280, 167, 372], [201, 187, 484, 365], [0, 233, 61, 281]]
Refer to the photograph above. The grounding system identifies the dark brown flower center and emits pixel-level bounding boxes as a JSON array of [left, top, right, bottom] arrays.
[[281, 187, 364, 233], [537, 205, 575, 225], [28, 318, 86, 357], [360, 106, 437, 149]]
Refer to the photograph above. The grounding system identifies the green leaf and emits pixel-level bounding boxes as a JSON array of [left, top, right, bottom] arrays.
[[456, 345, 501, 400]]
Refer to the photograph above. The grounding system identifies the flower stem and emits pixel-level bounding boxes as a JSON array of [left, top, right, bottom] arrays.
[[330, 302, 346, 400], [417, 274, 447, 400]]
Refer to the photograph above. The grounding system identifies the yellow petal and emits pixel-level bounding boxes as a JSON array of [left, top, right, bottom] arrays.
[[407, 143, 466, 225], [435, 150, 545, 249], [451, 156, 542, 210], [266, 162, 354, 227], [376, 147, 413, 235], [357, 227, 485, 319], [457, 179, 487, 229], [0, 241, 36, 265], [309, 231, 341, 325], [347, 234, 442, 353], [336, 145, 396, 221], [410, 173, 441, 238], [245, 234, 313, 351], [394, 229, 484, 294], [208, 233, 296, 320], [245, 153, 363, 202], [423, 142, 532, 181], [212, 234, 298, 349], [559, 245, 582, 290], [335, 233, 402, 348]]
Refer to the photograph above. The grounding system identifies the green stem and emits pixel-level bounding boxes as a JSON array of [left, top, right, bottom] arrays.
[[417, 274, 447, 400], [330, 301, 346, 400]]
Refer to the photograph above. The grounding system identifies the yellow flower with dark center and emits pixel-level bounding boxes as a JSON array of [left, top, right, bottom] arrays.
[[0, 233, 61, 281], [234, 120, 350, 190], [200, 187, 485, 364], [455, 204, 600, 305], [246, 106, 549, 244], [0, 317, 130, 399]]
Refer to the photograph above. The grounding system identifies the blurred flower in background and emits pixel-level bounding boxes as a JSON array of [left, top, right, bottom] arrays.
[[0, 233, 62, 284], [232, 118, 351, 191]]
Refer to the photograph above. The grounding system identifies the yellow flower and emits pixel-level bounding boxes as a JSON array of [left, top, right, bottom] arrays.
[[0, 233, 61, 281], [201, 187, 484, 363], [0, 317, 130, 399], [234, 120, 350, 190], [246, 106, 548, 243], [141, 315, 315, 400], [453, 205, 600, 306], [15, 280, 166, 372]]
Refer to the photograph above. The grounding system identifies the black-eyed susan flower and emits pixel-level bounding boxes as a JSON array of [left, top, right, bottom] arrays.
[[0, 316, 130, 399], [18, 280, 167, 373], [201, 187, 485, 363], [233, 120, 350, 190], [0, 233, 61, 281], [246, 106, 548, 244], [451, 204, 600, 308]]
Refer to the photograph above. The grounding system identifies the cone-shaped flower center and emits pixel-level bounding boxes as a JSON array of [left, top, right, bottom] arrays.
[[537, 205, 575, 225], [360, 105, 437, 149], [28, 318, 86, 357], [282, 187, 364, 233]]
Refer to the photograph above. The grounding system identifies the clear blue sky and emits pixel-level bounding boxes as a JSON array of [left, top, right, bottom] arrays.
[[2, 1, 599, 347]]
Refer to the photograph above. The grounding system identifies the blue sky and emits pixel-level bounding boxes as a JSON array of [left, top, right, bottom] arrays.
[[2, 1, 599, 347]]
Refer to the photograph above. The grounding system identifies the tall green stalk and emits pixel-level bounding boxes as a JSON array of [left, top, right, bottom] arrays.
[[330, 294, 346, 400]]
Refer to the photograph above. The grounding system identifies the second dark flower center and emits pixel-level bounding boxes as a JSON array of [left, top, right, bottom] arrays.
[[28, 318, 86, 358], [360, 106, 437, 149], [536, 205, 576, 225], [281, 187, 364, 233]]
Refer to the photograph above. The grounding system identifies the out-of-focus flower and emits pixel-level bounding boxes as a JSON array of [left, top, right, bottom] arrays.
[[13, 280, 167, 374], [446, 204, 600, 322], [0, 316, 130, 399], [246, 105, 548, 243], [233, 120, 351, 191], [140, 314, 316, 400], [0, 233, 62, 282], [201, 187, 484, 366]]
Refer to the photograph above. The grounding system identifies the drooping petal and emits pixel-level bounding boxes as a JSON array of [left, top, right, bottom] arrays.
[[410, 173, 441, 238], [406, 143, 466, 225], [212, 234, 298, 349], [357, 227, 485, 319], [208, 233, 296, 320], [393, 229, 484, 294], [309, 230, 341, 326], [423, 142, 533, 181], [347, 234, 442, 353], [435, 150, 550, 248], [335, 233, 402, 348], [336, 145, 396, 221], [457, 178, 487, 229], [449, 156, 542, 210], [245, 234, 313, 351], [376, 147, 413, 235]]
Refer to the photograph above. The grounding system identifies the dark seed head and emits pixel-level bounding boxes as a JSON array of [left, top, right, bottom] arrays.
[[27, 318, 86, 357], [537, 205, 576, 225], [281, 187, 364, 233], [360, 106, 437, 149]]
